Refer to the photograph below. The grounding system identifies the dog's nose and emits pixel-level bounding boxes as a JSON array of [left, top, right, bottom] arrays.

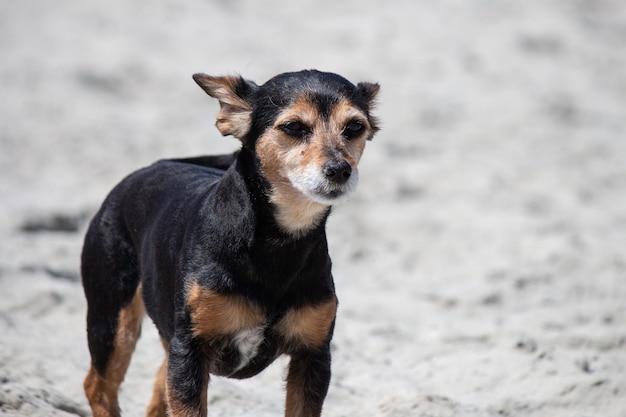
[[323, 160, 352, 184]]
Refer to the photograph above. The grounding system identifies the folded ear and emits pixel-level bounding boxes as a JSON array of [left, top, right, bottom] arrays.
[[192, 74, 258, 140], [357, 82, 381, 138], [357, 82, 380, 108]]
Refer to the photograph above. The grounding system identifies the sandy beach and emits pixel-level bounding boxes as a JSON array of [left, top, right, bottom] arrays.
[[1, 0, 626, 416]]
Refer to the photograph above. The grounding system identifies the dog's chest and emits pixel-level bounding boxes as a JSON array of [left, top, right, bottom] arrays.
[[228, 325, 266, 373], [187, 283, 337, 377]]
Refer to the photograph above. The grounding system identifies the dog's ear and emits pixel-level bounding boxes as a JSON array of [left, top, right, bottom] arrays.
[[193, 74, 258, 140], [357, 82, 381, 137], [357, 82, 380, 108]]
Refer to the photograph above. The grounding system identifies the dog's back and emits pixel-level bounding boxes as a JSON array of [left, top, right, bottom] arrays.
[[81, 157, 232, 363]]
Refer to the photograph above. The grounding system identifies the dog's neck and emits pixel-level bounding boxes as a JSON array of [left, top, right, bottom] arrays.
[[269, 184, 330, 237], [235, 149, 330, 238]]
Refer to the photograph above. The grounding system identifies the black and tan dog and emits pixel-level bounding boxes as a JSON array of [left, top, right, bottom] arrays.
[[81, 70, 379, 417]]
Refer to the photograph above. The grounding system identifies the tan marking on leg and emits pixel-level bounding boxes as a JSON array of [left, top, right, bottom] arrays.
[[146, 339, 169, 417], [285, 355, 326, 417], [84, 365, 121, 417], [285, 368, 308, 417], [84, 287, 145, 417], [187, 282, 265, 339], [165, 376, 208, 417], [276, 298, 337, 349]]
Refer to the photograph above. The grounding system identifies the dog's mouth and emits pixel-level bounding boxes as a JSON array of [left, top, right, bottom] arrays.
[[303, 175, 359, 205], [317, 188, 345, 200], [317, 183, 349, 198], [283, 164, 360, 205]]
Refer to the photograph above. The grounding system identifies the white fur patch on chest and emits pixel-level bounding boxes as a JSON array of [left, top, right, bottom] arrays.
[[232, 326, 265, 371]]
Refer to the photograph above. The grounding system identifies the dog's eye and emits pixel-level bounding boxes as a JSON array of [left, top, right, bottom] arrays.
[[280, 121, 310, 138], [343, 120, 365, 139]]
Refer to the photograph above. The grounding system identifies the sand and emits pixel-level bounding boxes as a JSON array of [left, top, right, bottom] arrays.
[[1, 0, 626, 416]]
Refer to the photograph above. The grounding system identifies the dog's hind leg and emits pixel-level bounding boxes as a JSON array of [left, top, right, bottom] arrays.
[[83, 285, 144, 417], [82, 213, 144, 417]]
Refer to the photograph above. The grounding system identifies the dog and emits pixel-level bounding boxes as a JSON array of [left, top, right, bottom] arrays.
[[81, 69, 379, 417]]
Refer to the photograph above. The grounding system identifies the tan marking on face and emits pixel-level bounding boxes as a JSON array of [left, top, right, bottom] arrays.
[[187, 282, 265, 339], [328, 98, 372, 161], [256, 97, 373, 235], [276, 298, 337, 349], [84, 287, 145, 417]]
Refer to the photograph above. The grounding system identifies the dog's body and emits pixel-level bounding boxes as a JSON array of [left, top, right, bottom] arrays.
[[81, 70, 379, 417]]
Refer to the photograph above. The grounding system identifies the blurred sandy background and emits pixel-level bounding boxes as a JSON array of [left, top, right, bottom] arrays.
[[1, 0, 626, 416]]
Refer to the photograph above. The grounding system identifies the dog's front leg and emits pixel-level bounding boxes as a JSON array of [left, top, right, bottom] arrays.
[[165, 335, 209, 417], [285, 346, 332, 417]]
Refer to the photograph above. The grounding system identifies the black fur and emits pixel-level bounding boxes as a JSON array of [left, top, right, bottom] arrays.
[[81, 70, 379, 416]]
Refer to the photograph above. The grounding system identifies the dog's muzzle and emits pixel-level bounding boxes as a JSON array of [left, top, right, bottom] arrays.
[[322, 160, 352, 185]]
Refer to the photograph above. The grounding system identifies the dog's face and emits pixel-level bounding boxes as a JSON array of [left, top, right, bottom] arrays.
[[193, 70, 379, 234]]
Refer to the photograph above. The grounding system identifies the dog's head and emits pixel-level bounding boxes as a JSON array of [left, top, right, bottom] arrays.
[[194, 70, 379, 234]]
